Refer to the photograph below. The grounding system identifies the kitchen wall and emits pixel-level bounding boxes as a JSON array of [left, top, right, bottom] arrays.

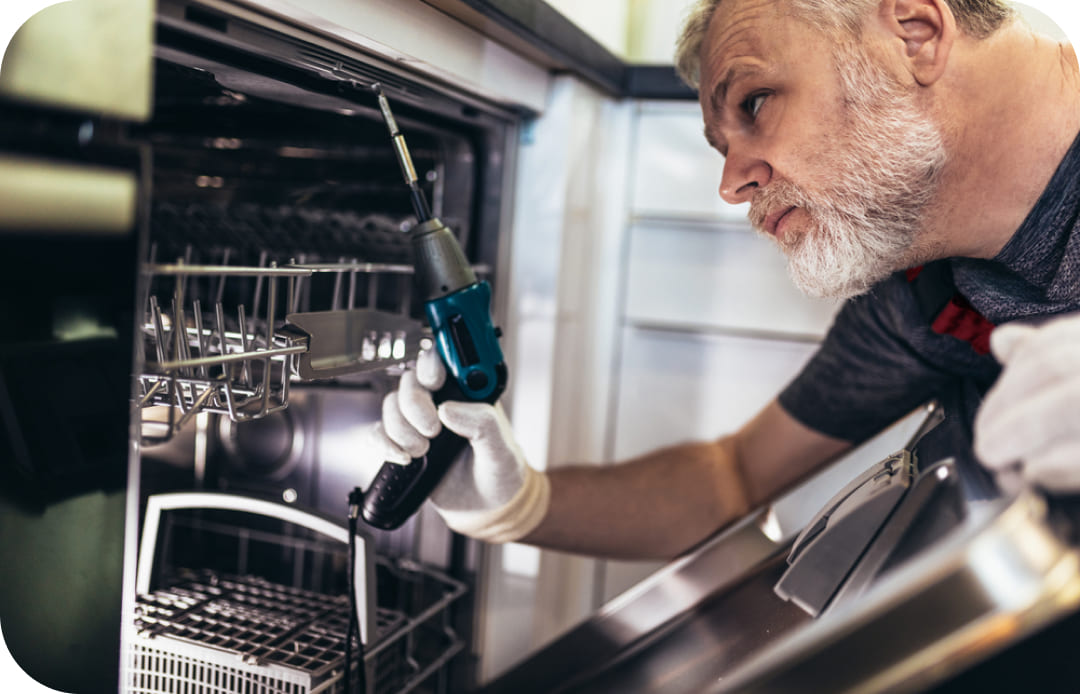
[[597, 100, 842, 602]]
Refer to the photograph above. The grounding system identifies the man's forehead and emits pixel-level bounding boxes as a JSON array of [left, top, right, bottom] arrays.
[[699, 0, 778, 107], [700, 0, 780, 82]]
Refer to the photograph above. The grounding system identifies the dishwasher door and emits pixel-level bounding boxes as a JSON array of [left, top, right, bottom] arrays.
[[484, 452, 1080, 694], [480, 509, 797, 694], [0, 2, 153, 691]]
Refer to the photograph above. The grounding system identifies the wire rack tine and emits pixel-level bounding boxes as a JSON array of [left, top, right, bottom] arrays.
[[367, 273, 378, 309], [144, 242, 158, 327], [237, 304, 252, 387], [261, 263, 279, 419], [192, 299, 208, 380], [295, 254, 308, 313], [150, 297, 168, 365], [332, 256, 346, 311], [215, 247, 231, 306], [175, 384, 216, 432], [169, 371, 188, 421], [171, 266, 189, 377], [139, 379, 165, 408], [222, 361, 239, 421], [252, 249, 269, 323], [348, 260, 358, 309]]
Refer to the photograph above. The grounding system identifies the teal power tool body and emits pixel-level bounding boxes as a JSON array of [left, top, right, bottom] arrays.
[[361, 86, 507, 530]]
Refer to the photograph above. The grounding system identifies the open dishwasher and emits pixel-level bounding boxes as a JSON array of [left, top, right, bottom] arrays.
[[125, 3, 528, 691], [0, 0, 525, 691]]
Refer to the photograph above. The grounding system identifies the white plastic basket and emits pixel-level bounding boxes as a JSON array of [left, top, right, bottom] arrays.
[[126, 493, 465, 694], [127, 571, 409, 694]]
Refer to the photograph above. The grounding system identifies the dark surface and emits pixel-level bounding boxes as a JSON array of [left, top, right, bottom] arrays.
[[0, 99, 143, 693], [925, 604, 1080, 694]]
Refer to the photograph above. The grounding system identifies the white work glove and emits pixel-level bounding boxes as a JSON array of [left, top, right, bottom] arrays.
[[364, 349, 550, 542], [974, 312, 1080, 491]]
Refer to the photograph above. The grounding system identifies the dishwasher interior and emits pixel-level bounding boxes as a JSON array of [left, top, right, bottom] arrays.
[[126, 5, 520, 692]]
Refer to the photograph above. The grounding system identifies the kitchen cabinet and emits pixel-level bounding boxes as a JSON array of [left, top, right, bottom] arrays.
[[624, 221, 839, 338], [598, 101, 841, 602]]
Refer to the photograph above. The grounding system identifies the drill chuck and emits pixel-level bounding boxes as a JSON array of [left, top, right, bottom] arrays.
[[411, 218, 477, 301]]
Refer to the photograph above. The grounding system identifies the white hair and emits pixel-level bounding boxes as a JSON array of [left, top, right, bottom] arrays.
[[675, 0, 1015, 89]]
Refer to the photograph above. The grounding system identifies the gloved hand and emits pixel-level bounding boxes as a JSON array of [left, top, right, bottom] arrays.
[[974, 312, 1080, 491], [363, 349, 550, 542]]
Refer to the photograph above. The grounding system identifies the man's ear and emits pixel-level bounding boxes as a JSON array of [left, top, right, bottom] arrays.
[[878, 0, 956, 85]]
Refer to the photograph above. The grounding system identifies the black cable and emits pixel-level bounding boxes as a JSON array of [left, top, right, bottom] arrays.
[[346, 488, 368, 694]]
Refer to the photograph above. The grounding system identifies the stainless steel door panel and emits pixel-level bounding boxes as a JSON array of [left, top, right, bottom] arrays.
[[481, 511, 791, 693], [485, 443, 1080, 694], [559, 553, 810, 694], [714, 491, 1080, 693]]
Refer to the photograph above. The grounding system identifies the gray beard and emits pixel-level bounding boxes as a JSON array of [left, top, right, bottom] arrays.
[[749, 45, 947, 300]]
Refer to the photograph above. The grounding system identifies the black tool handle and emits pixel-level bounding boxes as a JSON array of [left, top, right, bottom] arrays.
[[361, 426, 468, 531], [361, 367, 505, 530]]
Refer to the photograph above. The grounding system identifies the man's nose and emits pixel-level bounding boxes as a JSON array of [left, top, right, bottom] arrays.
[[719, 150, 772, 205]]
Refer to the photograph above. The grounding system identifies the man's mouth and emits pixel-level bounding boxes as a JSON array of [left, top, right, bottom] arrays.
[[764, 206, 796, 239]]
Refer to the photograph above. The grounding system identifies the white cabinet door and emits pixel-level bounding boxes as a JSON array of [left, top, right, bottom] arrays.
[[625, 222, 840, 338], [611, 326, 819, 460], [631, 102, 748, 222]]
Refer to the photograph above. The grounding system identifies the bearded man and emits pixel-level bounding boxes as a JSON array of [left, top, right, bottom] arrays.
[[365, 0, 1080, 559]]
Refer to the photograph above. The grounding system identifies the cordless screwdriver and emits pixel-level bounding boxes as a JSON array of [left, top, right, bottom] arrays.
[[361, 85, 508, 530]]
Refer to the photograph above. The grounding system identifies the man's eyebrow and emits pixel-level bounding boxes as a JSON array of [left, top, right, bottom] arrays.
[[703, 63, 762, 157], [709, 63, 764, 114]]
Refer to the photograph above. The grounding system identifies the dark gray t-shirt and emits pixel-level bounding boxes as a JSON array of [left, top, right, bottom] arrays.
[[779, 129, 1080, 498]]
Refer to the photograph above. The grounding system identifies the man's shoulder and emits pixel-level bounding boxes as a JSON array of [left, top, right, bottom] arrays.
[[833, 270, 923, 332]]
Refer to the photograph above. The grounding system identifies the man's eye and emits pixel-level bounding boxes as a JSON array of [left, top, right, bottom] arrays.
[[743, 93, 768, 119]]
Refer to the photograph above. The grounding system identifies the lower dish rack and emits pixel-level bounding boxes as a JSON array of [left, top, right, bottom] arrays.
[[127, 492, 467, 694], [127, 559, 466, 694]]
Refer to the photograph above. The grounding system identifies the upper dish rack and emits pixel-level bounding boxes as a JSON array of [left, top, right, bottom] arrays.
[[138, 250, 490, 445], [139, 253, 418, 445], [138, 201, 488, 444]]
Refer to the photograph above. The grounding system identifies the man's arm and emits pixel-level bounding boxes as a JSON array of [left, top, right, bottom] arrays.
[[522, 400, 851, 559], [370, 351, 851, 556]]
